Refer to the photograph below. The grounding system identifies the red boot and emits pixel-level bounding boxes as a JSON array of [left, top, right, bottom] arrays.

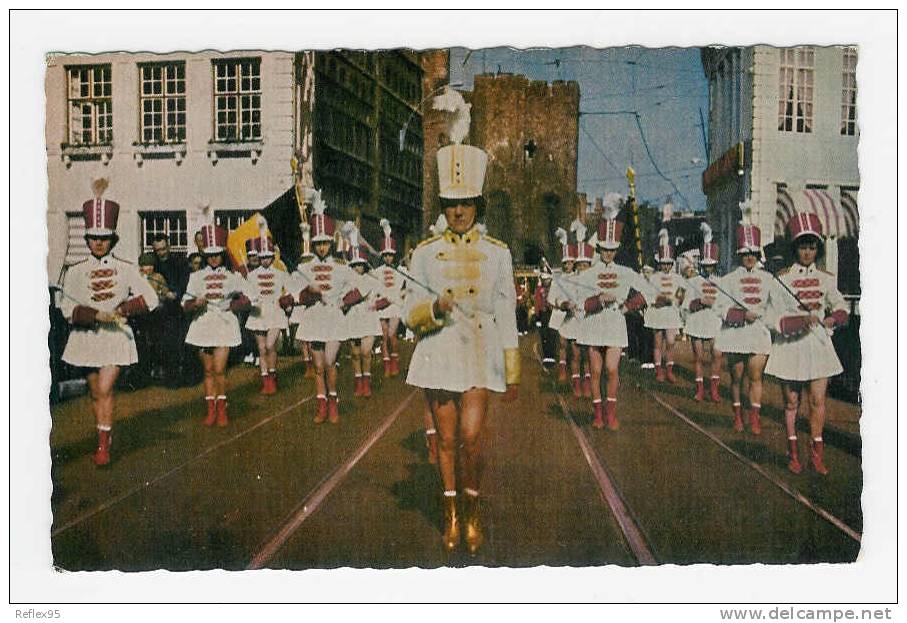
[[810, 439, 829, 475], [425, 429, 439, 464], [92, 428, 112, 467], [383, 358, 392, 378], [259, 373, 268, 394], [694, 379, 705, 401], [262, 375, 276, 396], [732, 403, 744, 432], [328, 394, 340, 424], [582, 374, 592, 397], [270, 370, 278, 390], [665, 363, 677, 384], [787, 437, 803, 474], [361, 374, 372, 397], [216, 396, 228, 427], [390, 355, 400, 377], [655, 365, 666, 382], [557, 361, 568, 382], [605, 399, 620, 431], [592, 401, 604, 429], [709, 376, 721, 403], [314, 396, 328, 424], [748, 406, 762, 436], [571, 375, 582, 398], [204, 397, 217, 427], [353, 375, 363, 397]]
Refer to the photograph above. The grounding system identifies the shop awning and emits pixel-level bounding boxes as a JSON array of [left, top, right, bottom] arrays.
[[775, 188, 858, 239]]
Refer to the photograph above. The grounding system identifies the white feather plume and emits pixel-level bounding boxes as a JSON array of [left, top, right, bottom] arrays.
[[257, 214, 269, 238], [311, 189, 326, 216], [700, 222, 713, 244], [570, 219, 587, 244], [588, 232, 599, 249], [429, 213, 448, 236], [738, 201, 753, 225], [379, 218, 391, 238], [432, 85, 472, 145], [657, 228, 670, 248], [555, 227, 568, 247], [603, 192, 623, 220]]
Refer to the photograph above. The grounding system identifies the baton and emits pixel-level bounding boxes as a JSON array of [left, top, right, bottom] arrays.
[[768, 270, 834, 337]]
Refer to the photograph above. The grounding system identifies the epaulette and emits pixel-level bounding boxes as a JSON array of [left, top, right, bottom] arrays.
[[415, 235, 442, 250], [482, 235, 509, 249]]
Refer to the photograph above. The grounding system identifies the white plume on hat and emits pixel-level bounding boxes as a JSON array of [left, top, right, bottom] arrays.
[[432, 85, 472, 145], [738, 200, 753, 225], [380, 218, 391, 238], [257, 214, 268, 238], [311, 189, 326, 216], [700, 221, 713, 244], [429, 213, 448, 236], [570, 219, 587, 244], [603, 192, 623, 219], [555, 227, 568, 247], [657, 228, 670, 248], [340, 220, 359, 249], [588, 232, 599, 248]]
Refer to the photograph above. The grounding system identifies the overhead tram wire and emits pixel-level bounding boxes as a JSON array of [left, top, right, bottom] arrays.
[[579, 120, 624, 177], [631, 111, 691, 210]]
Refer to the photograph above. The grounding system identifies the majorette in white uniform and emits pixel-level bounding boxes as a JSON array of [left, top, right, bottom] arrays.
[[548, 226, 583, 342], [765, 213, 847, 382], [375, 219, 407, 320], [289, 222, 315, 328], [60, 193, 160, 368], [245, 235, 293, 332], [643, 229, 685, 331], [713, 222, 778, 356], [573, 215, 653, 349], [290, 195, 360, 343], [682, 224, 722, 340], [344, 240, 383, 339], [404, 143, 519, 394], [183, 224, 250, 348]]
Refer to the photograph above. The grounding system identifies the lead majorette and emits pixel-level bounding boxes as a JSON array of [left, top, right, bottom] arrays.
[[765, 212, 849, 475], [290, 191, 363, 424], [682, 222, 724, 402], [244, 219, 295, 395], [341, 222, 383, 398], [643, 228, 686, 383], [404, 88, 519, 554], [572, 204, 653, 430], [59, 179, 161, 467], [712, 211, 779, 435], [375, 218, 407, 378], [183, 216, 253, 427]]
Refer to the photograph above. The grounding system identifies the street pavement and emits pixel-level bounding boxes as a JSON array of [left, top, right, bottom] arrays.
[[50, 334, 862, 570]]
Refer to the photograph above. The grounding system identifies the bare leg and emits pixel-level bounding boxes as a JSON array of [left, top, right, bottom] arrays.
[[265, 328, 280, 371], [746, 354, 768, 408], [653, 330, 664, 367], [782, 382, 801, 438], [728, 355, 745, 407], [311, 348, 327, 397], [807, 377, 829, 440], [349, 339, 362, 377], [387, 317, 401, 357], [254, 332, 268, 377], [588, 346, 603, 402], [323, 340, 341, 394], [86, 365, 120, 429], [429, 390, 460, 493], [691, 338, 705, 380], [212, 346, 229, 397], [199, 350, 215, 397], [604, 347, 621, 399], [458, 388, 489, 493], [360, 335, 375, 375], [664, 328, 677, 364]]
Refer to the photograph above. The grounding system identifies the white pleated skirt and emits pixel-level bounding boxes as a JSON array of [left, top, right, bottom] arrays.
[[766, 329, 843, 381], [644, 306, 683, 330], [62, 324, 139, 368], [377, 303, 401, 320], [684, 310, 722, 340], [185, 308, 242, 348], [346, 307, 382, 339], [714, 322, 772, 355], [245, 301, 289, 332], [575, 309, 628, 348], [297, 303, 347, 342]]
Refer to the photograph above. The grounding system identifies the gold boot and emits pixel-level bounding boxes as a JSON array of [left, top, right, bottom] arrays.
[[463, 493, 484, 555], [442, 495, 460, 553]]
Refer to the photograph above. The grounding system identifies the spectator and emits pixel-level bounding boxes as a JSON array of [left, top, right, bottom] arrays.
[[187, 252, 203, 273], [151, 234, 190, 385], [135, 253, 174, 383]]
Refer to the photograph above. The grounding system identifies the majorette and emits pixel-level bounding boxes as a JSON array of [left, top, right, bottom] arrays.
[[341, 221, 383, 398], [644, 228, 685, 383], [375, 217, 406, 378]]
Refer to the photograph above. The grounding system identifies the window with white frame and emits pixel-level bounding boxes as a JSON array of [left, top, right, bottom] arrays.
[[212, 58, 261, 141], [777, 47, 814, 133], [140, 212, 189, 252], [139, 62, 187, 143], [67, 65, 113, 145], [841, 47, 858, 136], [215, 210, 257, 233]]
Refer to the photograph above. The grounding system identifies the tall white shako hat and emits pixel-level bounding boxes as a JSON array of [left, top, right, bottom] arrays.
[[82, 178, 120, 236], [736, 202, 762, 254], [309, 189, 335, 243], [655, 228, 674, 264], [197, 203, 227, 254], [787, 211, 823, 241], [299, 222, 314, 258], [700, 222, 719, 265], [596, 198, 624, 250], [433, 86, 488, 200], [250, 216, 276, 257], [570, 219, 595, 263], [379, 218, 397, 255], [555, 227, 574, 263]]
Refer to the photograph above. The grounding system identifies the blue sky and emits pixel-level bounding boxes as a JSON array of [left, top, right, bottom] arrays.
[[449, 46, 709, 212]]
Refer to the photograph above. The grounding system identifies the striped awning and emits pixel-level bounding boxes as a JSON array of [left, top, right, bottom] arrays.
[[775, 188, 858, 238]]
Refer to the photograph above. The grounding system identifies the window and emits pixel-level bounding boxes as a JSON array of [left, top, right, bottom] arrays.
[[140, 211, 189, 252], [139, 62, 186, 143], [778, 47, 814, 133], [841, 47, 858, 136], [214, 210, 256, 233], [67, 65, 113, 145], [213, 58, 261, 141]]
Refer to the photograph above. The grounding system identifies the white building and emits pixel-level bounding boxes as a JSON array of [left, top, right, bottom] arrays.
[[700, 46, 859, 294], [45, 51, 312, 283]]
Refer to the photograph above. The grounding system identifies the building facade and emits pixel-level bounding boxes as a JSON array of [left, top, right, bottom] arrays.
[[46, 49, 423, 282], [700, 46, 859, 294]]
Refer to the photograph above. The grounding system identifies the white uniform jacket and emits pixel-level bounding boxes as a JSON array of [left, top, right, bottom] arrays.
[[571, 260, 656, 348], [183, 265, 250, 348], [546, 269, 583, 340], [681, 274, 724, 340], [765, 263, 847, 381], [245, 265, 292, 332], [60, 254, 161, 367], [643, 270, 686, 330], [374, 264, 407, 320], [345, 271, 383, 339], [713, 266, 779, 355], [290, 255, 359, 343], [403, 226, 519, 393]]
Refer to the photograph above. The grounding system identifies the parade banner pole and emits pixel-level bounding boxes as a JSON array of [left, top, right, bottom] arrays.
[[627, 166, 644, 271]]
